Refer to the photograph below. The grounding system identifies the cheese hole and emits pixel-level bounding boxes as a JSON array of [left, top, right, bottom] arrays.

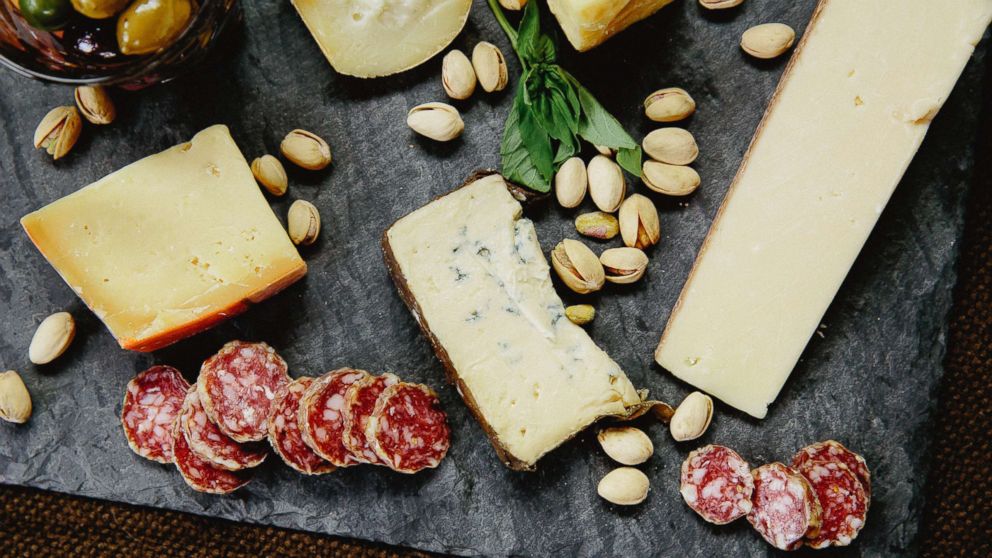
[[179, 142, 192, 152], [532, 384, 540, 400], [352, 12, 362, 21], [519, 427, 527, 436]]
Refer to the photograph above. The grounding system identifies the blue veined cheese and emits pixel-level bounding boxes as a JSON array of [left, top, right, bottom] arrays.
[[384, 174, 641, 469], [548, 0, 675, 52]]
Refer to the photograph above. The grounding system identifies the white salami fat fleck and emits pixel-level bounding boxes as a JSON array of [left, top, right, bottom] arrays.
[[121, 365, 189, 463]]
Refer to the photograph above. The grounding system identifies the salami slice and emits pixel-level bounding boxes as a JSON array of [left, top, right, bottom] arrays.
[[342, 373, 400, 464], [747, 462, 822, 550], [179, 389, 267, 471], [298, 368, 370, 467], [792, 440, 871, 502], [796, 460, 868, 549], [366, 382, 450, 474], [121, 365, 189, 464], [197, 341, 290, 443], [680, 445, 754, 525], [173, 393, 253, 494], [268, 377, 336, 475]]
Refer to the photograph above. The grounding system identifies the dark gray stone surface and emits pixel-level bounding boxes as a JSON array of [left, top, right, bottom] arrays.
[[0, 1, 988, 556]]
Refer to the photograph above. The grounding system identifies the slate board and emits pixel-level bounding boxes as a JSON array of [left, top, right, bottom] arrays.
[[0, 1, 989, 556]]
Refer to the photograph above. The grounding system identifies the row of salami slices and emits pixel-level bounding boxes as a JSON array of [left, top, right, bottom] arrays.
[[120, 341, 451, 494], [680, 441, 870, 551]]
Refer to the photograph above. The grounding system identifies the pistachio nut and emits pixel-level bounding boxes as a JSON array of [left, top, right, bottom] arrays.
[[280, 129, 332, 170], [498, 0, 526, 9], [555, 156, 588, 208], [594, 145, 614, 157], [597, 426, 654, 466], [598, 467, 650, 506], [642, 160, 701, 196], [669, 391, 714, 442], [618, 194, 661, 249], [575, 211, 619, 240], [699, 0, 744, 9], [565, 304, 595, 326], [442, 49, 477, 100], [251, 155, 288, 196], [587, 155, 625, 213], [741, 23, 796, 59], [0, 371, 32, 424], [551, 239, 605, 294], [600, 247, 648, 284], [472, 41, 508, 93], [643, 128, 698, 165], [643, 87, 696, 122], [407, 102, 465, 142], [28, 312, 75, 365], [74, 85, 116, 125], [33, 106, 82, 160], [287, 200, 320, 246]]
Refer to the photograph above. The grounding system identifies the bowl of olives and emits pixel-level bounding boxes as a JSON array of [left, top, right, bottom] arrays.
[[0, 0, 238, 86]]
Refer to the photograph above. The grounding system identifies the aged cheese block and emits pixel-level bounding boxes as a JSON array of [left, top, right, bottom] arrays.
[[655, 0, 992, 419], [21, 125, 307, 352], [383, 174, 641, 470], [548, 0, 675, 52]]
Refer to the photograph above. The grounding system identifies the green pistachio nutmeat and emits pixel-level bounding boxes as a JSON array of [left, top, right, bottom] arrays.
[[116, 0, 193, 56], [71, 0, 130, 19], [19, 0, 72, 31]]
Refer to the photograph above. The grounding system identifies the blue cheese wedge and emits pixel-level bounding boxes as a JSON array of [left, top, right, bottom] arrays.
[[383, 174, 641, 470]]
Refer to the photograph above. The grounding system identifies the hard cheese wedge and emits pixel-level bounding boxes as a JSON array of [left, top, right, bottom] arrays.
[[383, 174, 641, 470], [548, 0, 675, 52], [21, 125, 306, 352], [655, 0, 992, 419]]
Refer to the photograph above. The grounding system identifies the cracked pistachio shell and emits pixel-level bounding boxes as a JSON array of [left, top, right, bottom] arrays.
[[0, 371, 31, 424], [587, 155, 625, 213], [670, 391, 714, 442], [442, 49, 477, 100], [598, 467, 650, 506], [28, 312, 75, 365], [551, 239, 605, 294], [643, 87, 696, 122], [565, 304, 595, 326], [643, 160, 701, 196], [33, 106, 82, 160], [281, 129, 332, 170], [699, 0, 744, 9], [600, 247, 648, 284], [287, 200, 320, 246], [555, 157, 588, 208], [407, 102, 465, 142], [251, 155, 288, 196], [741, 23, 796, 60], [472, 41, 508, 93], [594, 144, 614, 157], [74, 85, 116, 125], [643, 128, 698, 165], [575, 212, 619, 240], [618, 194, 661, 249], [597, 426, 654, 465]]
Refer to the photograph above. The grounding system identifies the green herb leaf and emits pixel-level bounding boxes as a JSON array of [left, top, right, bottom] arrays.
[[525, 67, 580, 144], [616, 147, 644, 177], [501, 83, 554, 192], [516, 1, 556, 65]]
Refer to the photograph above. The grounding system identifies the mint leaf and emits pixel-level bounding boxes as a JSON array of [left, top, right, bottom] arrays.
[[501, 84, 554, 192], [616, 147, 644, 177], [525, 67, 580, 144], [516, 2, 555, 65]]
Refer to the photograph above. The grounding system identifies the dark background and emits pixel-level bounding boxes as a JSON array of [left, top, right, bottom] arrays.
[[1, 0, 990, 556]]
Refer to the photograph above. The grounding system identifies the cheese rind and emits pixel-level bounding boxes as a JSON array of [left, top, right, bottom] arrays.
[[21, 125, 306, 352], [655, 0, 992, 419], [548, 0, 675, 52], [384, 174, 641, 469]]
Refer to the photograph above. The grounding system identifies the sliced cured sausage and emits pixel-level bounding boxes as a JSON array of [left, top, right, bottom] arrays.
[[796, 460, 868, 549], [268, 377, 336, 475], [366, 382, 450, 474], [299, 368, 369, 467], [179, 388, 267, 471], [173, 392, 253, 494], [197, 341, 290, 443], [342, 373, 400, 464], [792, 440, 871, 502], [680, 444, 754, 525], [121, 365, 189, 463], [747, 462, 822, 550]]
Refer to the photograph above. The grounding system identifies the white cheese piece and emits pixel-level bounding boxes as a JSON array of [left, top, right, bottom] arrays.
[[291, 0, 472, 78], [385, 175, 641, 469], [21, 125, 307, 352], [548, 0, 675, 52], [655, 0, 992, 419]]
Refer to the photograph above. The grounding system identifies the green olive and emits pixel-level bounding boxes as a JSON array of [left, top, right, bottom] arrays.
[[71, 0, 130, 19], [116, 0, 192, 56], [19, 0, 72, 31]]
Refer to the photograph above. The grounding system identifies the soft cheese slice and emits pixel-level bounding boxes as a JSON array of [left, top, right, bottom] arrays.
[[21, 125, 307, 352], [292, 0, 472, 78], [655, 0, 992, 419], [384, 174, 641, 469], [548, 0, 675, 52]]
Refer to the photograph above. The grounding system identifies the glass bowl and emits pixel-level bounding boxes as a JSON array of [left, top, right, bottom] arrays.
[[0, 0, 239, 88]]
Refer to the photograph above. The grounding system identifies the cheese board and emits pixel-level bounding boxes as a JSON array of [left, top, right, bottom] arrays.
[[0, 0, 989, 555]]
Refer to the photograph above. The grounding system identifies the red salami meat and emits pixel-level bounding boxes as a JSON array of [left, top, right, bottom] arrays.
[[173, 392, 252, 494], [179, 389, 267, 471], [792, 440, 871, 501], [796, 460, 868, 548], [121, 365, 189, 463], [343, 373, 400, 464], [298, 368, 370, 467], [747, 463, 822, 550], [680, 445, 754, 525], [197, 341, 290, 443], [268, 377, 335, 475], [366, 383, 450, 474]]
